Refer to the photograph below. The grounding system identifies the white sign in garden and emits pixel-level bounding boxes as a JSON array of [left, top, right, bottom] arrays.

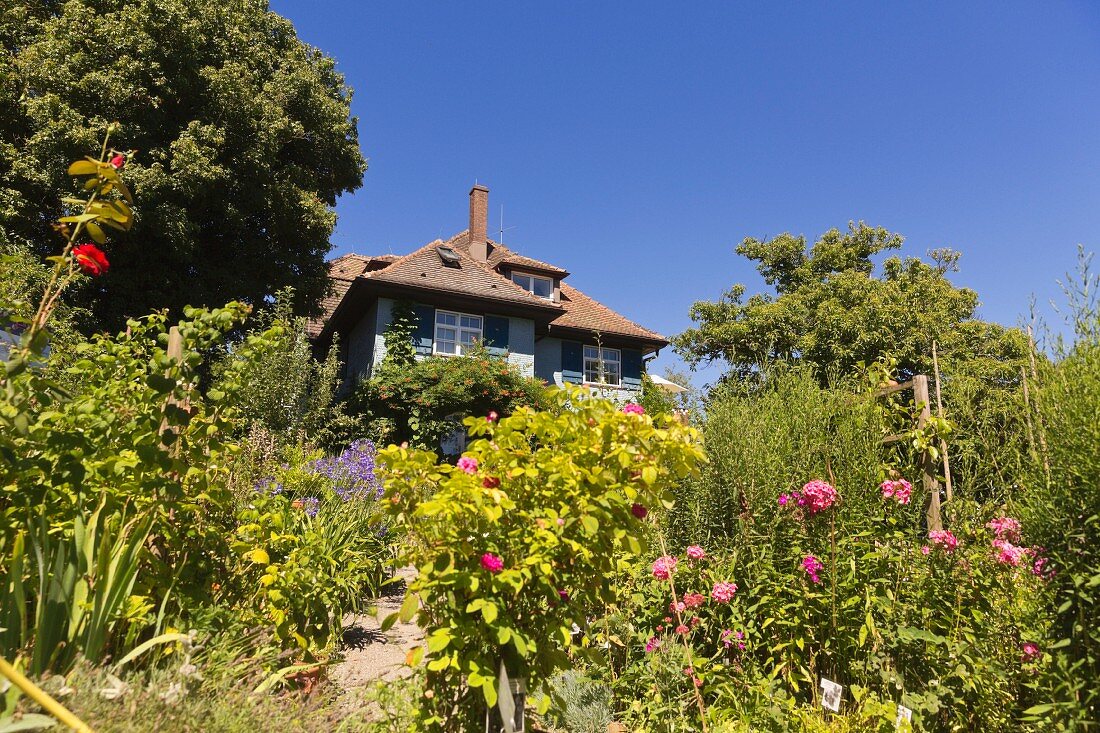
[[819, 677, 843, 712]]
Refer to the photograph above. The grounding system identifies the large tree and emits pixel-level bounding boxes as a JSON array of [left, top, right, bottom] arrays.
[[0, 0, 365, 330], [673, 222, 1028, 382]]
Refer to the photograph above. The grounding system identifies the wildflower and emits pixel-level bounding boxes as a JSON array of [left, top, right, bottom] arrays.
[[645, 637, 661, 653], [993, 538, 1029, 566], [798, 480, 837, 514], [690, 616, 701, 627], [987, 516, 1022, 542], [1021, 642, 1041, 663], [656, 625, 663, 632], [457, 456, 478, 474], [306, 440, 382, 499], [109, 153, 126, 169], [683, 592, 706, 609], [487, 410, 498, 422], [928, 530, 959, 553], [802, 555, 824, 584], [663, 617, 672, 623], [303, 496, 320, 518], [480, 553, 504, 573], [675, 624, 689, 635], [711, 581, 737, 603], [556, 517, 565, 526], [622, 403, 645, 415], [686, 545, 706, 561], [920, 545, 931, 555], [652, 555, 678, 580], [72, 243, 109, 276], [631, 503, 648, 519], [482, 476, 501, 489], [778, 494, 790, 506], [880, 478, 912, 505], [669, 600, 686, 614]]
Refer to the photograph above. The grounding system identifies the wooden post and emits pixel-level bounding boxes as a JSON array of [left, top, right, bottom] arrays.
[[913, 375, 942, 531], [158, 326, 184, 440], [930, 342, 953, 503]]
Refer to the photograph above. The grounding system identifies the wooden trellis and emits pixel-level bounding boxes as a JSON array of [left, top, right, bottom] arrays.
[[875, 374, 947, 532]]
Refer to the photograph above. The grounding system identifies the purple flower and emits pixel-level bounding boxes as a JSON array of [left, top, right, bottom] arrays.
[[802, 555, 824, 584], [303, 496, 320, 518], [306, 439, 383, 500]]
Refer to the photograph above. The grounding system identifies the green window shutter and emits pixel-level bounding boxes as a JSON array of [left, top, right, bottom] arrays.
[[622, 348, 643, 388], [561, 340, 582, 384], [413, 304, 435, 355], [484, 315, 510, 356]]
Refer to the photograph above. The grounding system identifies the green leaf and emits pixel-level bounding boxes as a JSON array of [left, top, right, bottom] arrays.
[[85, 221, 107, 244], [641, 466, 657, 484], [581, 515, 599, 534], [481, 601, 498, 624], [398, 591, 418, 622], [67, 160, 99, 176], [428, 631, 452, 653], [380, 612, 399, 632]]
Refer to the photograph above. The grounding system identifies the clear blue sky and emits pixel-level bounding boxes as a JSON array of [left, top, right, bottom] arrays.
[[272, 0, 1099, 383]]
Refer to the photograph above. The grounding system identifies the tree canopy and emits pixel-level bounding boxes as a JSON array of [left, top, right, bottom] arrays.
[[672, 222, 1028, 382], [0, 0, 365, 331]]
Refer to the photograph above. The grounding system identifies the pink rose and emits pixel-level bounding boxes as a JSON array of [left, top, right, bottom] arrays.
[[622, 403, 645, 415], [456, 456, 478, 474], [479, 553, 503, 573]]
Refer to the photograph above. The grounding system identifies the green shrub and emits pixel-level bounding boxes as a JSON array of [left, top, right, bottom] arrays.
[[349, 343, 551, 451], [380, 389, 705, 730]]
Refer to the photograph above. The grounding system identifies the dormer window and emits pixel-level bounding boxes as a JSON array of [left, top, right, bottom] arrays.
[[511, 271, 553, 299]]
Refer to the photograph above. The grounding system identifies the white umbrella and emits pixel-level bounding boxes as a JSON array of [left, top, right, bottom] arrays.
[[649, 374, 688, 393]]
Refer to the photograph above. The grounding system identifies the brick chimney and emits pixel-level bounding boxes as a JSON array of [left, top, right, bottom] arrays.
[[469, 184, 489, 261]]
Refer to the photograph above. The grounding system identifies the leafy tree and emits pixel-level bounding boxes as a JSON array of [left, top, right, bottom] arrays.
[[673, 222, 1028, 383], [0, 0, 365, 331]]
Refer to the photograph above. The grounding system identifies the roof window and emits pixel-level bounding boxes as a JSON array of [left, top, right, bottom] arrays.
[[437, 247, 461, 267]]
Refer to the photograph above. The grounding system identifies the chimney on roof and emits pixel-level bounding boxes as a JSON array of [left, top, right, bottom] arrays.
[[469, 184, 489, 261]]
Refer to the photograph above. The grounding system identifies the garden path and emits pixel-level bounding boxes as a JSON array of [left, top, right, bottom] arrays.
[[332, 566, 422, 692]]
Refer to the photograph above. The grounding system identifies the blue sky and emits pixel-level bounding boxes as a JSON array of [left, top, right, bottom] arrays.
[[272, 1, 1100, 384]]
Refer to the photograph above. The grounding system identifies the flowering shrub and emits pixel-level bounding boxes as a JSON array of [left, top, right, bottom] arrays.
[[378, 387, 704, 729]]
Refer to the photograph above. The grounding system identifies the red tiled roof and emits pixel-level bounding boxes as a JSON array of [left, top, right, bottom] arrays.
[[309, 232, 666, 347], [553, 282, 665, 343]]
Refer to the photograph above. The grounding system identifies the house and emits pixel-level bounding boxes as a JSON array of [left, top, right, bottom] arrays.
[[308, 185, 667, 398]]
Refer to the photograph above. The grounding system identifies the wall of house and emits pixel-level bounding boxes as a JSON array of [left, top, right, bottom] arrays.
[[533, 335, 640, 403], [371, 297, 394, 371], [506, 317, 535, 377], [346, 299, 379, 384]]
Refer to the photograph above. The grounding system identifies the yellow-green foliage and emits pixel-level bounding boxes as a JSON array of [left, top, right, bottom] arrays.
[[380, 388, 705, 729]]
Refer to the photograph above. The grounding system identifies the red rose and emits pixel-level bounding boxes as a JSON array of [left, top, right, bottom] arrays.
[[72, 243, 109, 276], [482, 476, 501, 489], [631, 503, 648, 519], [110, 153, 126, 169]]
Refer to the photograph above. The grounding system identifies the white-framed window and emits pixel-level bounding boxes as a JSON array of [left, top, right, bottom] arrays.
[[584, 346, 621, 386], [511, 272, 554, 299], [434, 310, 482, 356]]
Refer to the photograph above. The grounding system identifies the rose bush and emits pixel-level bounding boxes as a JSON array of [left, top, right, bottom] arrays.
[[378, 388, 704, 730]]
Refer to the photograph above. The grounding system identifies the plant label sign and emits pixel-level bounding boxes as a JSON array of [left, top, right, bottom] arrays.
[[819, 677, 843, 712], [896, 704, 913, 730]]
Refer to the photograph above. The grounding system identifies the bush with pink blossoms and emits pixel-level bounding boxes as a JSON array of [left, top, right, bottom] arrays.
[[880, 477, 912, 505]]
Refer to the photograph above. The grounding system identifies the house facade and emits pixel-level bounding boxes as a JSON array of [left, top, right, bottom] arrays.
[[308, 185, 667, 398]]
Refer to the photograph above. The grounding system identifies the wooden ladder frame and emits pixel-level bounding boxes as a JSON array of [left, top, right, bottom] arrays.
[[875, 375, 946, 531]]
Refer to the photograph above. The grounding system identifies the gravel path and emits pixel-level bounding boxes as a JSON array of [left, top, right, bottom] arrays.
[[332, 566, 423, 692]]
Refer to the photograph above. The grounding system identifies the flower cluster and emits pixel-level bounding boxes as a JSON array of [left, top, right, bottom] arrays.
[[987, 516, 1022, 542], [721, 629, 746, 651], [621, 403, 645, 415], [880, 478, 912, 505], [993, 539, 1029, 566], [683, 592, 706, 609], [480, 552, 504, 573], [1021, 641, 1041, 663], [798, 480, 838, 514], [302, 496, 320, 518], [711, 581, 737, 603], [779, 480, 838, 515], [456, 456, 478, 474], [652, 555, 678, 580], [927, 529, 959, 553], [802, 555, 824, 584], [686, 545, 706, 561], [307, 439, 382, 500]]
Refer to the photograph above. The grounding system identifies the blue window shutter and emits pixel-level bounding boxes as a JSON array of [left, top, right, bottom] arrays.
[[561, 341, 582, 384], [484, 315, 510, 356], [413, 304, 435, 355], [622, 348, 643, 388]]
